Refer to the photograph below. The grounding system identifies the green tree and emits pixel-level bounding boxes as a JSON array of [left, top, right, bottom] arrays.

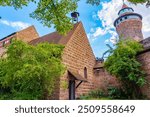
[[104, 39, 146, 99], [128, 0, 149, 4], [0, 40, 65, 99], [0, 0, 100, 35], [128, 0, 150, 7]]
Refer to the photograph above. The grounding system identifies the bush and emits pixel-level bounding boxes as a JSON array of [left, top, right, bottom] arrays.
[[88, 90, 105, 98], [0, 40, 65, 99], [107, 87, 127, 99], [105, 39, 146, 99], [79, 89, 108, 100]]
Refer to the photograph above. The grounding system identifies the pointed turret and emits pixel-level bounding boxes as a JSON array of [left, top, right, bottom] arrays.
[[114, 3, 143, 41], [122, 3, 128, 9], [118, 3, 134, 16]]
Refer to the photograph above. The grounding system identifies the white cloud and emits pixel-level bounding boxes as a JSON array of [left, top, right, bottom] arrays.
[[0, 19, 30, 30], [105, 39, 109, 43], [88, 0, 150, 44], [93, 27, 106, 37], [92, 12, 99, 21], [90, 28, 95, 33]]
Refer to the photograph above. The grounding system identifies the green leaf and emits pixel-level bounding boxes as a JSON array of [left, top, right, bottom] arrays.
[[0, 40, 65, 99]]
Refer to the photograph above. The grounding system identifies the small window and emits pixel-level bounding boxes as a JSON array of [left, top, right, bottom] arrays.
[[2, 41, 5, 47], [10, 38, 13, 43], [120, 18, 122, 21], [5, 40, 9, 44], [84, 67, 87, 79], [125, 16, 127, 19]]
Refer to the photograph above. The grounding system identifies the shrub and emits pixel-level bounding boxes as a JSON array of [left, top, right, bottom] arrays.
[[79, 89, 107, 100], [107, 87, 128, 99], [105, 39, 146, 99], [0, 40, 65, 99]]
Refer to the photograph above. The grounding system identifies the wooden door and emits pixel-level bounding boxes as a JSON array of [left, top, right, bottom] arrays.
[[69, 80, 75, 100]]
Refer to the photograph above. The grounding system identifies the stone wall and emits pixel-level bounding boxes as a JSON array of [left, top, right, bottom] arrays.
[[0, 33, 16, 48], [138, 37, 150, 99], [116, 19, 143, 41], [16, 26, 39, 42], [0, 26, 39, 57], [59, 22, 96, 99], [93, 69, 120, 92], [138, 51, 150, 98]]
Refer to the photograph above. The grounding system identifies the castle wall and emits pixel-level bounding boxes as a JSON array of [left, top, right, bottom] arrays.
[[138, 50, 150, 98], [93, 69, 120, 92], [59, 23, 96, 99]]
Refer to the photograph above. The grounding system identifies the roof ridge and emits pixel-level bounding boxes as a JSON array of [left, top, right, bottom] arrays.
[[29, 22, 83, 45], [58, 22, 82, 44]]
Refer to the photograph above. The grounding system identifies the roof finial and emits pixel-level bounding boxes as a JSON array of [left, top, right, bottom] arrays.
[[123, 0, 125, 3]]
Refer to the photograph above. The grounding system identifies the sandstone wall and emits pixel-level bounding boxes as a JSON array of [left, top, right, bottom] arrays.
[[59, 22, 96, 99], [16, 26, 39, 42], [137, 48, 150, 98], [93, 69, 120, 92], [116, 19, 143, 41]]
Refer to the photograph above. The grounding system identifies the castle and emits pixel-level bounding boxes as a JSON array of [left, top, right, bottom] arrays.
[[0, 3, 150, 100]]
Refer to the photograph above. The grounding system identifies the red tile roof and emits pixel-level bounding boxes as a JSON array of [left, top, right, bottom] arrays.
[[122, 3, 129, 9]]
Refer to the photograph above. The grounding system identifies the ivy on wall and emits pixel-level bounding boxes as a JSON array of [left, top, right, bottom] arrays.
[[104, 39, 146, 99]]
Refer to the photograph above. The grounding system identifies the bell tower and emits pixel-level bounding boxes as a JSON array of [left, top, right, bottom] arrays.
[[114, 3, 143, 41]]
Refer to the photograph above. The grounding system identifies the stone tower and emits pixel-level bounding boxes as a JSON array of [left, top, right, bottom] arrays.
[[114, 3, 143, 41]]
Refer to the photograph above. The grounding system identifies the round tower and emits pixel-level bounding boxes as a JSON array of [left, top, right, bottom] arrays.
[[114, 3, 143, 41]]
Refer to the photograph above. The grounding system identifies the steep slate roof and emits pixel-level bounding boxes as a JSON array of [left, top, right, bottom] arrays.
[[29, 22, 81, 45]]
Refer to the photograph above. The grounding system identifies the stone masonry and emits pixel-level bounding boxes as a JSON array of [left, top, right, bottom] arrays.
[[59, 22, 96, 99], [138, 38, 150, 98], [116, 19, 143, 41], [0, 26, 39, 56]]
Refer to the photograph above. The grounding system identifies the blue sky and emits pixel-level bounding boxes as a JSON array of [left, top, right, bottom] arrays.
[[0, 0, 150, 58]]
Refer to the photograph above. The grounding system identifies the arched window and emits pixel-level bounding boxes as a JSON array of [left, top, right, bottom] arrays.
[[84, 67, 87, 79]]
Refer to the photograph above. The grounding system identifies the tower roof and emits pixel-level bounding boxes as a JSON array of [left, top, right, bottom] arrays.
[[122, 3, 129, 9], [118, 3, 134, 16]]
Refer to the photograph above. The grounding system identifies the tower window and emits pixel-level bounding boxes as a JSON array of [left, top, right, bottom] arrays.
[[84, 67, 87, 79]]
